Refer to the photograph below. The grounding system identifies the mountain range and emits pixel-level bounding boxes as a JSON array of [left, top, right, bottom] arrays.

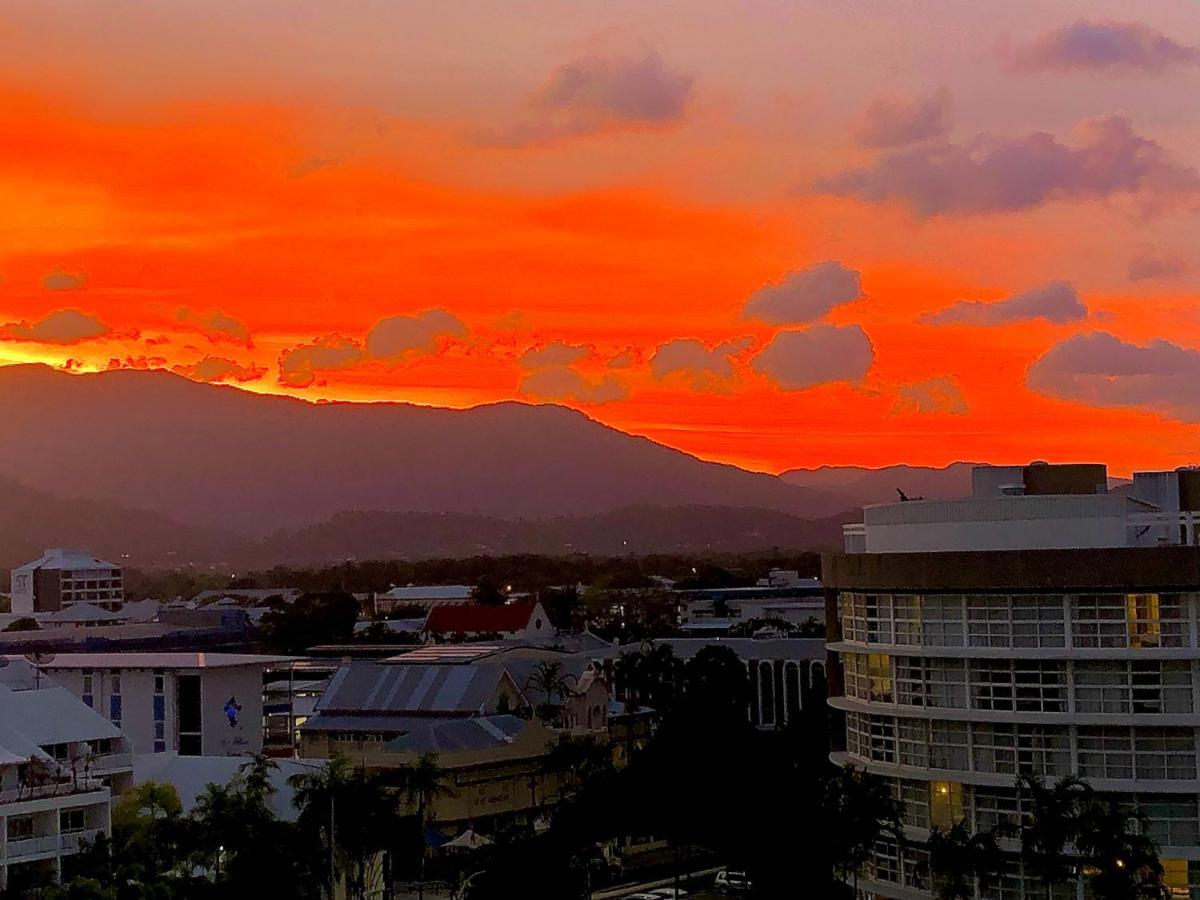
[[0, 365, 977, 568]]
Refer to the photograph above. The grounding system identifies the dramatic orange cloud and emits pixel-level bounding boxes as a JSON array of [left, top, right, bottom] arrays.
[[0, 3, 1198, 477]]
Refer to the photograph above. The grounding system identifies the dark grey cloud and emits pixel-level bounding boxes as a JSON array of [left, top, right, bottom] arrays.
[[278, 335, 363, 388], [0, 308, 110, 344], [923, 281, 1087, 326], [743, 261, 862, 325], [520, 341, 590, 369], [855, 89, 952, 148], [1027, 331, 1200, 420], [750, 324, 874, 390], [892, 376, 969, 415], [176, 356, 267, 384], [1128, 247, 1188, 282], [41, 268, 88, 291], [364, 309, 466, 360], [177, 307, 251, 345], [1012, 20, 1200, 74], [651, 337, 751, 391], [482, 51, 693, 145], [518, 366, 627, 405], [814, 115, 1200, 218]]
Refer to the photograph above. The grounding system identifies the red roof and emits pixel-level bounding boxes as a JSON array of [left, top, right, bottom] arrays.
[[423, 602, 539, 634]]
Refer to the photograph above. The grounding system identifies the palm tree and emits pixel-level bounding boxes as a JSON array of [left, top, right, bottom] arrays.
[[291, 756, 402, 900], [397, 753, 454, 900], [1075, 800, 1170, 900], [1018, 773, 1092, 900], [525, 661, 576, 722], [823, 765, 904, 895], [921, 818, 1005, 899]]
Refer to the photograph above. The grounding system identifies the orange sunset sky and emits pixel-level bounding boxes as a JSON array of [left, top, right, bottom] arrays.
[[2, 2, 1199, 476]]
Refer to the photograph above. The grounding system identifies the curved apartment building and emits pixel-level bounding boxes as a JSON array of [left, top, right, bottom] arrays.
[[824, 464, 1200, 899]]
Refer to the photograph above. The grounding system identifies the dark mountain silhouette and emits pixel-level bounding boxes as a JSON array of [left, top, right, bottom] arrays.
[[0, 365, 841, 535], [0, 476, 238, 570], [239, 505, 856, 567], [780, 463, 976, 507]]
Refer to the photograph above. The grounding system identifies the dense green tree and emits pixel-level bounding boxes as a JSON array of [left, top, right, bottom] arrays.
[[523, 660, 575, 721], [259, 592, 359, 652], [1018, 774, 1093, 899], [1076, 801, 1169, 900], [921, 819, 1005, 899], [822, 765, 903, 895], [290, 756, 406, 900]]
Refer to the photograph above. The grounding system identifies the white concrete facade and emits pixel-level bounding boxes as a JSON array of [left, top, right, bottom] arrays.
[[40, 654, 289, 757], [0, 683, 132, 892]]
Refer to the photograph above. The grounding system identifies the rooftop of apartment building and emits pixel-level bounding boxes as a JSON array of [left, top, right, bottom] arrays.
[[843, 461, 1200, 554], [12, 548, 121, 574]]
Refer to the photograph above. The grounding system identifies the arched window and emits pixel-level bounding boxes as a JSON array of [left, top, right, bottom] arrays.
[[784, 662, 802, 723], [759, 662, 775, 726]]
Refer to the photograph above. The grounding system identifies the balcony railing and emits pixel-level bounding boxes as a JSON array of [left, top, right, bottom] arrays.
[[60, 829, 105, 853], [0, 778, 107, 806], [89, 751, 134, 772], [3, 834, 61, 860]]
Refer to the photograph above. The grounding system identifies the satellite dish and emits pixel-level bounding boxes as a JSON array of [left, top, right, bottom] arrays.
[[24, 652, 56, 666]]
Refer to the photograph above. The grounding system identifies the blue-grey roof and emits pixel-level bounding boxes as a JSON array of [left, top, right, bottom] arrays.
[[317, 662, 517, 715], [383, 715, 527, 753]]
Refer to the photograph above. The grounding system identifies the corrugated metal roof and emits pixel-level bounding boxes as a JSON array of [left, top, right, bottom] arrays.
[[317, 662, 516, 715], [382, 715, 527, 753]]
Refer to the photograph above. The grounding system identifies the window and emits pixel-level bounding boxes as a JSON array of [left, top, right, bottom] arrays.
[[896, 779, 929, 829], [841, 593, 866, 643], [893, 596, 921, 646], [153, 669, 167, 753], [109, 672, 122, 729], [1139, 795, 1200, 848], [973, 787, 1020, 833], [1134, 729, 1196, 780], [1073, 594, 1131, 648], [1078, 727, 1134, 779], [869, 715, 897, 763], [967, 595, 1010, 648], [1075, 661, 1193, 715], [921, 595, 964, 647], [971, 661, 1015, 711], [1132, 661, 1193, 714], [865, 594, 894, 644], [895, 657, 967, 709], [871, 838, 901, 885], [1123, 593, 1187, 649], [1012, 595, 1066, 648], [1075, 663, 1132, 714], [929, 721, 969, 771], [897, 719, 928, 768], [1013, 661, 1066, 712], [930, 781, 964, 828], [866, 654, 893, 703], [60, 809, 86, 834], [7, 815, 34, 840], [82, 671, 94, 709]]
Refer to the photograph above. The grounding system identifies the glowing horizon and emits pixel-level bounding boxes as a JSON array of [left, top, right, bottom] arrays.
[[2, 3, 1199, 478]]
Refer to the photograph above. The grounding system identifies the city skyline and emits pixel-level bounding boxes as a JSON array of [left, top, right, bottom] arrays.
[[1, 2, 1199, 475]]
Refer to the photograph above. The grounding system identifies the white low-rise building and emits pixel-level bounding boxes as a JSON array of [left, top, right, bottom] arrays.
[[36, 653, 291, 757], [0, 681, 133, 892]]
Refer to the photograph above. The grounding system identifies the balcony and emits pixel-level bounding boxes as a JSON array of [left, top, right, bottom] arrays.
[[3, 834, 61, 860], [89, 751, 133, 773], [60, 829, 105, 853], [0, 779, 107, 806]]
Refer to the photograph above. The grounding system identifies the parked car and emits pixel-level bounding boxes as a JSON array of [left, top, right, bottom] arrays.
[[648, 890, 689, 899], [714, 869, 752, 893]]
